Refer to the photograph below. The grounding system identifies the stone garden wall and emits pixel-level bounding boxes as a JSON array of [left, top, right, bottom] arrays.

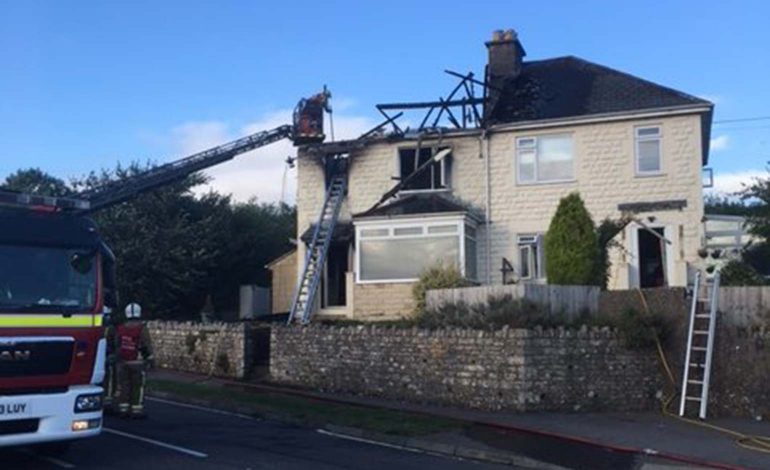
[[147, 321, 267, 379], [270, 324, 663, 412]]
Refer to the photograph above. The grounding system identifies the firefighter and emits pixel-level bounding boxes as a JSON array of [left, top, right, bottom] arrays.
[[115, 303, 154, 418], [103, 315, 119, 413]]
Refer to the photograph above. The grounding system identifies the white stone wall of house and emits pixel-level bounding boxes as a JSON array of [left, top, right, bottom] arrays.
[[295, 112, 706, 318]]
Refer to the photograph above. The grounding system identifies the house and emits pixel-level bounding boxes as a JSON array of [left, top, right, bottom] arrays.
[[293, 29, 714, 320]]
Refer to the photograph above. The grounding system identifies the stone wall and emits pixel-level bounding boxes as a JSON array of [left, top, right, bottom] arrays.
[[271, 324, 662, 412], [147, 321, 265, 379], [709, 327, 769, 418], [352, 282, 416, 319]]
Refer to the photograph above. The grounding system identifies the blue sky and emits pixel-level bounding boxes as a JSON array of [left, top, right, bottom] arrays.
[[1, 1, 769, 201]]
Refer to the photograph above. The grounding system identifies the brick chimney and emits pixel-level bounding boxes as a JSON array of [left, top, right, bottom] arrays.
[[484, 29, 526, 122]]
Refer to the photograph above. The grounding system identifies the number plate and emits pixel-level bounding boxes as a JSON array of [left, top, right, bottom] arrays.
[[0, 401, 31, 419]]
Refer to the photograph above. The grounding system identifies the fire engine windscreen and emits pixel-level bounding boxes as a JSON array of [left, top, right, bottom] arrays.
[[0, 245, 97, 312]]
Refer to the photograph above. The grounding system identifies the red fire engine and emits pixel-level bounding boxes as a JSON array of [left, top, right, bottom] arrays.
[[0, 91, 328, 451]]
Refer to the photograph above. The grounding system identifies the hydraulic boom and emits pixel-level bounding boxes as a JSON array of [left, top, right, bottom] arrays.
[[79, 125, 293, 213]]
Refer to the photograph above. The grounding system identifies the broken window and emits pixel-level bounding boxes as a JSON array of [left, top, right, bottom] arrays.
[[398, 147, 450, 191]]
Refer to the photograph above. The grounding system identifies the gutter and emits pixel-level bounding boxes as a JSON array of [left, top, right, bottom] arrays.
[[481, 130, 492, 285]]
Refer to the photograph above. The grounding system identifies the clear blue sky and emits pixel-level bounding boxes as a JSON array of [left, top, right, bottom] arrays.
[[2, 0, 769, 199]]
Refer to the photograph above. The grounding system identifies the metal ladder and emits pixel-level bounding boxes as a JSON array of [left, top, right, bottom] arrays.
[[679, 269, 720, 419], [287, 174, 347, 324]]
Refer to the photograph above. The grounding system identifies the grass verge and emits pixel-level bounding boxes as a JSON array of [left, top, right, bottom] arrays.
[[148, 378, 462, 437]]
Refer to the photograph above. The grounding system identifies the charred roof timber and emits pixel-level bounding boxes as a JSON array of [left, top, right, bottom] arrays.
[[374, 70, 488, 134]]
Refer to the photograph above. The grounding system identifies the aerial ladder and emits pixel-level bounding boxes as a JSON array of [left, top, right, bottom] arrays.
[[1, 90, 341, 325]]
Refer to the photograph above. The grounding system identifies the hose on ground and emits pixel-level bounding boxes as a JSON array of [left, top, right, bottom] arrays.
[[635, 288, 770, 454]]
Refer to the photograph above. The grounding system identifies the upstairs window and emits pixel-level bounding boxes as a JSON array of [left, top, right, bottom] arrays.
[[398, 147, 451, 191], [516, 134, 574, 184], [517, 234, 545, 280], [635, 126, 662, 175]]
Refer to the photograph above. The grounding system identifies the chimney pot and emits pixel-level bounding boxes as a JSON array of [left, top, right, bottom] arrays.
[[484, 28, 526, 121]]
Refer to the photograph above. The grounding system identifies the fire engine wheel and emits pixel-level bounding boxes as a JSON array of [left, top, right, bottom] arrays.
[[34, 440, 72, 457]]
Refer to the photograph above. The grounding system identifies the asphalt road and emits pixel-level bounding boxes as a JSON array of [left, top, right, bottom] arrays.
[[0, 398, 513, 469]]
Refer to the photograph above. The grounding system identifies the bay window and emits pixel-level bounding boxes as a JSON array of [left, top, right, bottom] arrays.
[[355, 218, 477, 283]]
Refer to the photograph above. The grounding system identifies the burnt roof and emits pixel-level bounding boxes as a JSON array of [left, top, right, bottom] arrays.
[[490, 56, 711, 123], [354, 193, 481, 221]]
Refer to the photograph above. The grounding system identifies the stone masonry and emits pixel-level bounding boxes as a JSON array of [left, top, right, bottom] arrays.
[[147, 321, 255, 379], [271, 324, 663, 412]]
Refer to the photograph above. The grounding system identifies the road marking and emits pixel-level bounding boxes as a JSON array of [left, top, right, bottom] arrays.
[[19, 449, 76, 469], [39, 455, 76, 469], [147, 396, 257, 420], [103, 428, 208, 458], [316, 429, 432, 456]]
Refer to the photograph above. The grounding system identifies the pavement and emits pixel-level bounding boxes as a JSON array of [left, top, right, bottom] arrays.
[[151, 370, 770, 470], [0, 398, 514, 469]]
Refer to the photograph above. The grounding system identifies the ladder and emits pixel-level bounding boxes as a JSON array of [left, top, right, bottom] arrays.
[[287, 173, 347, 324], [679, 269, 720, 419]]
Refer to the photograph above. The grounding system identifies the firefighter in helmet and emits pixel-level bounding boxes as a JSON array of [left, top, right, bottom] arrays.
[[115, 302, 154, 418], [103, 314, 118, 413]]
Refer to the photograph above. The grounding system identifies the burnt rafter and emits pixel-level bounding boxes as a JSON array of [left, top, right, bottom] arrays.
[[375, 70, 489, 134]]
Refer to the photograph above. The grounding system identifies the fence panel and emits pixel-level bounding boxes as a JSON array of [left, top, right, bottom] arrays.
[[718, 286, 770, 326], [426, 284, 599, 316]]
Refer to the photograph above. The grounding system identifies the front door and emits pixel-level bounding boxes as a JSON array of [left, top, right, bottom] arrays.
[[322, 244, 348, 308], [638, 227, 667, 288]]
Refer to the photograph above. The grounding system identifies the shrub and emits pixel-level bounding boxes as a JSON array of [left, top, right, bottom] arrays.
[[412, 262, 472, 315], [544, 192, 600, 285], [614, 308, 671, 349], [415, 295, 546, 330], [720, 259, 765, 286]]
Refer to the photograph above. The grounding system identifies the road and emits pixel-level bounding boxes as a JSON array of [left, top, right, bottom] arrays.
[[0, 398, 513, 469]]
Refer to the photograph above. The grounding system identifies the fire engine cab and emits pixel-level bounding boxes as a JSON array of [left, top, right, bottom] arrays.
[[0, 201, 113, 450]]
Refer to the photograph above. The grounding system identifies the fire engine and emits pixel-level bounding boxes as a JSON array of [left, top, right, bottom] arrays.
[[0, 92, 328, 451]]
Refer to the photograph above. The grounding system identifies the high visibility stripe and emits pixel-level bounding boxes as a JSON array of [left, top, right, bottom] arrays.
[[0, 314, 100, 328]]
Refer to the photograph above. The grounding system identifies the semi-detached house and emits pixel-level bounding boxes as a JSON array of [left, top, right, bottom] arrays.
[[292, 29, 714, 320]]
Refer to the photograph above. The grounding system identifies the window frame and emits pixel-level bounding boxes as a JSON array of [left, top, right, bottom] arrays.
[[354, 216, 476, 284], [396, 145, 452, 194], [516, 233, 545, 281], [634, 125, 663, 176], [515, 133, 575, 185]]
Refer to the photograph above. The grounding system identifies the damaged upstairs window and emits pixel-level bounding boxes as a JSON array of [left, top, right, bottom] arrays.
[[398, 147, 450, 191]]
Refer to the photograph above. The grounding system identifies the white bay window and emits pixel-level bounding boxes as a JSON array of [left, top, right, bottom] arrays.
[[355, 218, 477, 283]]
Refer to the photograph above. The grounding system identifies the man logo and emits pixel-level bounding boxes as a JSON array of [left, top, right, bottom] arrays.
[[0, 350, 31, 361]]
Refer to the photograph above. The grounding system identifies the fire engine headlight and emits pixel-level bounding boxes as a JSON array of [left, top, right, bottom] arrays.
[[74, 393, 103, 413]]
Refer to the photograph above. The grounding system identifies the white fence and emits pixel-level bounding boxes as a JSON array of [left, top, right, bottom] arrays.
[[718, 287, 770, 326], [426, 284, 600, 317]]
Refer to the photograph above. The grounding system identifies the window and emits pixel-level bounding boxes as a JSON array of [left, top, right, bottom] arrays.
[[635, 126, 662, 175], [516, 134, 574, 184], [517, 234, 545, 280], [356, 219, 476, 282], [398, 147, 451, 191]]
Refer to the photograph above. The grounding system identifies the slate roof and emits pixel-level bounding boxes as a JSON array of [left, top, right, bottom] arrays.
[[354, 193, 482, 221], [489, 56, 713, 163], [490, 56, 711, 123]]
